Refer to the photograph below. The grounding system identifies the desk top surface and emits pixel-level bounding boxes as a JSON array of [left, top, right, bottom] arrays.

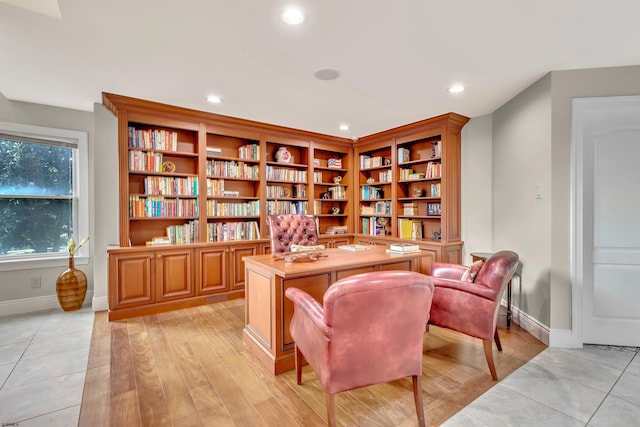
[[244, 245, 427, 277]]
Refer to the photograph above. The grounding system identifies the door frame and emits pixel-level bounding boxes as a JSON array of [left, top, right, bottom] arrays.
[[571, 95, 640, 347]]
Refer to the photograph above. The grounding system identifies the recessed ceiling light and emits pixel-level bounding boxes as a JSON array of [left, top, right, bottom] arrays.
[[314, 68, 340, 81], [339, 124, 349, 131], [206, 95, 222, 104], [281, 7, 304, 25], [448, 85, 465, 94]]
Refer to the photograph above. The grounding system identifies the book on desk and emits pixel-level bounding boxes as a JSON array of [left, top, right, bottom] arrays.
[[338, 244, 372, 251], [388, 243, 420, 253]]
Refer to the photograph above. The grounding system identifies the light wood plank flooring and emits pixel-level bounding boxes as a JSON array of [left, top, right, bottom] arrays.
[[79, 299, 546, 426]]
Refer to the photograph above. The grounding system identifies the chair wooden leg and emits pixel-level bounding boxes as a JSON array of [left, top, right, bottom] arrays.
[[326, 393, 336, 427], [494, 327, 503, 352], [295, 345, 303, 385], [483, 339, 498, 381], [412, 375, 426, 427]]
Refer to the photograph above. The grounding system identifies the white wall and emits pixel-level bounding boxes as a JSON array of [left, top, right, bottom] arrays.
[[460, 114, 493, 264], [492, 74, 552, 328], [92, 103, 119, 311]]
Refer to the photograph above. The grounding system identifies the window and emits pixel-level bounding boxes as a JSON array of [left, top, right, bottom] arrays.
[[0, 121, 88, 271]]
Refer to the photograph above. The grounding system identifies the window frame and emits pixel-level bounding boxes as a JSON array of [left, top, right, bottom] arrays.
[[0, 121, 89, 272]]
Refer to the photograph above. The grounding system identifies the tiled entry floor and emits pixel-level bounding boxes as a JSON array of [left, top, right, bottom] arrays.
[[0, 307, 93, 426], [444, 344, 640, 426]]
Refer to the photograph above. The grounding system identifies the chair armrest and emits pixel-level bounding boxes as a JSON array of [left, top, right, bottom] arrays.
[[431, 263, 467, 280], [431, 276, 497, 301], [285, 287, 330, 337]]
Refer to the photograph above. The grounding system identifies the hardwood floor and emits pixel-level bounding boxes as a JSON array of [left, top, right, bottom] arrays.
[[79, 299, 546, 427]]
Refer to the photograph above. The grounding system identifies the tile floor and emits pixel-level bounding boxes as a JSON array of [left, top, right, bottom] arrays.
[[1, 308, 638, 426], [0, 307, 93, 427]]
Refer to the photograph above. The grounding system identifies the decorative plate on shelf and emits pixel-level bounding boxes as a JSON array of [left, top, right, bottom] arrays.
[[162, 161, 176, 173]]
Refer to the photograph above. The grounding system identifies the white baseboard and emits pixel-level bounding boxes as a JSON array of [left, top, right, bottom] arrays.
[[548, 328, 583, 348], [92, 295, 108, 312], [0, 291, 95, 317], [505, 300, 550, 346]]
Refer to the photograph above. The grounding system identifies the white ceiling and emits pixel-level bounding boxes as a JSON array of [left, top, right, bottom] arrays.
[[1, 1, 639, 138]]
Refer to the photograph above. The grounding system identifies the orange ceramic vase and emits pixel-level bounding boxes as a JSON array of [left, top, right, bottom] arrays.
[[55, 257, 87, 311]]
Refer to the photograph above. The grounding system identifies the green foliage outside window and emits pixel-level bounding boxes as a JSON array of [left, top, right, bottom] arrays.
[[0, 138, 75, 256]]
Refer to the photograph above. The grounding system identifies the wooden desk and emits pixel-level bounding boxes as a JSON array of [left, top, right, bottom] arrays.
[[242, 246, 429, 374], [470, 252, 514, 329]]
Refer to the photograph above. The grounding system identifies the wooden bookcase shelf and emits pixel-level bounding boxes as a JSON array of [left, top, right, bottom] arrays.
[[103, 92, 467, 320]]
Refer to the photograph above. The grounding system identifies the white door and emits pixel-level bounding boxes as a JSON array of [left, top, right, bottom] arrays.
[[575, 96, 640, 346]]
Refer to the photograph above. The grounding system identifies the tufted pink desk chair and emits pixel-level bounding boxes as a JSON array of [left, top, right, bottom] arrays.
[[285, 270, 434, 427], [266, 214, 319, 253], [428, 250, 519, 380]]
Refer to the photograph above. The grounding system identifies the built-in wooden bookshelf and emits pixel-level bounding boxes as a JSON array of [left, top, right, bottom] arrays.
[[356, 143, 393, 237], [205, 127, 261, 243], [354, 113, 469, 266], [311, 143, 351, 235], [103, 92, 467, 321], [265, 137, 310, 217]]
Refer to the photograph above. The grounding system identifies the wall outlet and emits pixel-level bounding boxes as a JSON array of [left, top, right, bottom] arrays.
[[30, 277, 41, 289]]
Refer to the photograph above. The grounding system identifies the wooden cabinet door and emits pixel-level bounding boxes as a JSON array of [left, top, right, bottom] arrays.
[[195, 247, 228, 295], [109, 251, 155, 309], [229, 244, 258, 290], [156, 249, 195, 301]]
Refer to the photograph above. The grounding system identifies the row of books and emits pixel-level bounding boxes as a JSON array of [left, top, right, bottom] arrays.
[[266, 185, 290, 198], [128, 126, 179, 152], [129, 150, 164, 173], [266, 166, 308, 182], [146, 220, 200, 245], [424, 161, 442, 178], [361, 217, 387, 236], [328, 186, 346, 199], [207, 221, 260, 242], [427, 203, 442, 216], [166, 220, 199, 244], [398, 218, 423, 239], [399, 168, 420, 180], [206, 200, 260, 217], [432, 141, 442, 158], [430, 183, 441, 197], [144, 176, 198, 196], [361, 200, 391, 215], [266, 183, 306, 199], [207, 179, 233, 197], [206, 160, 259, 179], [326, 225, 348, 234], [129, 196, 198, 218], [266, 200, 308, 215], [361, 185, 384, 200], [378, 170, 393, 183], [359, 154, 390, 169], [238, 144, 260, 160]]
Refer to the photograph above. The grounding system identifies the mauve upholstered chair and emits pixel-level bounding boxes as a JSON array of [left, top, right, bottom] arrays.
[[266, 214, 318, 253], [285, 270, 434, 427], [428, 250, 519, 380]]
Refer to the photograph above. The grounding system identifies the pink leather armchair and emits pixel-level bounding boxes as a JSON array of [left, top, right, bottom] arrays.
[[428, 250, 519, 380], [285, 270, 434, 427], [266, 214, 318, 253]]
